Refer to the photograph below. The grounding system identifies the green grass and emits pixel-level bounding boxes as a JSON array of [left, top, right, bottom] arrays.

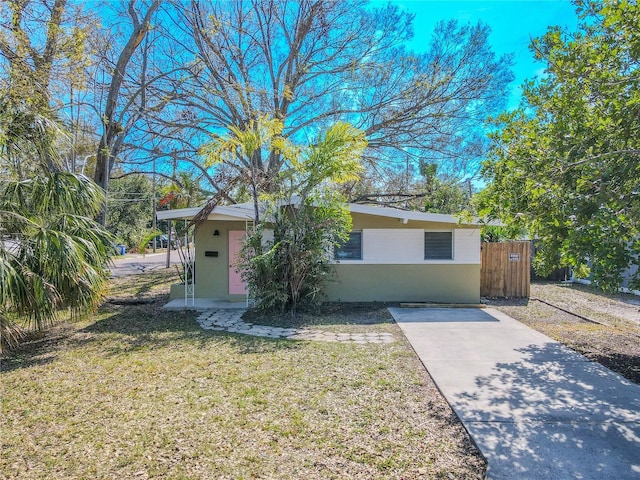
[[1, 270, 484, 479]]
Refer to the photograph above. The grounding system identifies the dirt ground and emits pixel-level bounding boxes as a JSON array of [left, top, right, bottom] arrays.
[[486, 282, 640, 384]]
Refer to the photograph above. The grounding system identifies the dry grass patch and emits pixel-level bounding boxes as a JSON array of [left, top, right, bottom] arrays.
[[243, 303, 397, 335], [488, 282, 640, 384], [1, 269, 484, 479]]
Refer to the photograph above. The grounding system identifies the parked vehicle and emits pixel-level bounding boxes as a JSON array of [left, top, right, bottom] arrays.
[[147, 235, 175, 249]]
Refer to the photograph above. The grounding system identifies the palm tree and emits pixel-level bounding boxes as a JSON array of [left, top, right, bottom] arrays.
[[0, 93, 114, 353], [0, 173, 115, 352]]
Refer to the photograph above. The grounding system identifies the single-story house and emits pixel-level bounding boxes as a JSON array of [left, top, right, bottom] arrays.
[[157, 201, 482, 304]]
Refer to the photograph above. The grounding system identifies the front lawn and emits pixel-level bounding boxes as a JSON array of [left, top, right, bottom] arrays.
[[1, 270, 484, 479]]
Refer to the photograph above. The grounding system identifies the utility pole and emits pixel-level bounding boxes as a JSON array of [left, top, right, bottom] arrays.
[[152, 157, 157, 253], [102, 151, 109, 226]]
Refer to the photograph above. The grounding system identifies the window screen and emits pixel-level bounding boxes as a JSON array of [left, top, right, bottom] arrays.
[[335, 232, 362, 260], [424, 231, 453, 260]]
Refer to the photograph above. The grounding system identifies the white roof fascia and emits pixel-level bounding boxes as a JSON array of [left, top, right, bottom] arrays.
[[156, 200, 481, 226], [215, 204, 255, 219], [155, 202, 255, 221], [155, 207, 201, 220]]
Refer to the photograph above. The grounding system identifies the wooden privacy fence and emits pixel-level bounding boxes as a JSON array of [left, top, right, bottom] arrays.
[[481, 241, 531, 298]]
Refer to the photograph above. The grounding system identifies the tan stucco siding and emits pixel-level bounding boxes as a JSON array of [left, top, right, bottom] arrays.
[[193, 221, 247, 300], [350, 212, 475, 230], [180, 215, 480, 303], [323, 264, 480, 303], [338, 228, 480, 265]]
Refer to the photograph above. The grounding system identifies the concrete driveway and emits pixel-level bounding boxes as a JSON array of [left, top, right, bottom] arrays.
[[389, 307, 640, 480]]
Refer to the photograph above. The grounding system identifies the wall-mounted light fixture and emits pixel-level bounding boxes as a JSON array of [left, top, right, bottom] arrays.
[[213, 229, 220, 236]]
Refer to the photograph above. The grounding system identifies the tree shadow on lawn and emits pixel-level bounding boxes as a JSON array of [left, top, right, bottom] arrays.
[[108, 269, 180, 300], [1, 302, 302, 373], [243, 302, 397, 328], [1, 325, 76, 372], [79, 303, 304, 357]]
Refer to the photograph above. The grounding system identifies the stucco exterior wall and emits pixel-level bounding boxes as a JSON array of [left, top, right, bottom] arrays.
[[323, 264, 480, 303], [170, 213, 481, 304], [326, 213, 481, 303], [350, 212, 474, 231], [336, 228, 480, 265], [192, 220, 247, 302]]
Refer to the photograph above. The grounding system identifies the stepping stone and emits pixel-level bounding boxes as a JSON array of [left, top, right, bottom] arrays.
[[195, 310, 395, 344], [308, 334, 329, 341], [250, 329, 271, 335], [202, 326, 225, 331]]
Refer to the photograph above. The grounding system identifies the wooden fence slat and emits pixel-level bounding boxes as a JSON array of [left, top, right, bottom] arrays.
[[480, 241, 531, 298]]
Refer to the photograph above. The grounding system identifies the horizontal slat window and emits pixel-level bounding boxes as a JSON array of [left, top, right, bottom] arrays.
[[424, 231, 453, 260], [335, 231, 362, 260]]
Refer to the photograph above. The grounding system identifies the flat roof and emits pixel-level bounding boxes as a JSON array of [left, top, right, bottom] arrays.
[[156, 202, 254, 221], [156, 201, 482, 225]]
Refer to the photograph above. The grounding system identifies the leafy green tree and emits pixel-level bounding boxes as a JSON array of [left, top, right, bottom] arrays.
[[477, 0, 640, 291], [418, 162, 472, 214], [0, 92, 63, 178], [239, 122, 366, 313], [107, 174, 153, 248], [0, 0, 100, 176], [199, 116, 296, 222]]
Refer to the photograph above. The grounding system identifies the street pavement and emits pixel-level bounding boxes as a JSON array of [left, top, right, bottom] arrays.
[[109, 251, 181, 278]]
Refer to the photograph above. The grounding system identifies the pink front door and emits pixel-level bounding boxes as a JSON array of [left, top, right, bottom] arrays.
[[228, 230, 247, 295]]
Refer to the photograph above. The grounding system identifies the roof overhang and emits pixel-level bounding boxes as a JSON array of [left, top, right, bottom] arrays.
[[347, 203, 470, 225], [156, 201, 484, 226], [156, 203, 254, 221]]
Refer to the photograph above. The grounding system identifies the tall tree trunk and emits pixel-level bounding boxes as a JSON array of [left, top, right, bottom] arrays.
[[94, 0, 161, 224]]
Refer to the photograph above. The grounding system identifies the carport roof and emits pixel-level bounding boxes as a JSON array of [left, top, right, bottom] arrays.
[[156, 202, 254, 221]]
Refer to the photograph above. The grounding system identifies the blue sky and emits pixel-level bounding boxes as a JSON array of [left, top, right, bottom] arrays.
[[386, 0, 579, 109]]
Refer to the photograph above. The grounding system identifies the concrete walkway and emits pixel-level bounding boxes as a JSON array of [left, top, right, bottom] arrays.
[[195, 309, 395, 344], [389, 307, 640, 480]]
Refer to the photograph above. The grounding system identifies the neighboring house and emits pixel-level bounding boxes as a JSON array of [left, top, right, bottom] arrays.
[[157, 202, 482, 304], [572, 263, 640, 296], [621, 264, 639, 292]]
